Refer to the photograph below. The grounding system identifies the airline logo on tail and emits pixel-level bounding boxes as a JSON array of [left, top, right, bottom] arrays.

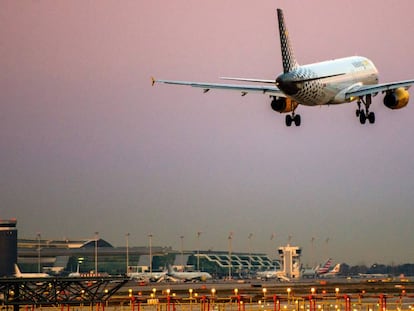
[[316, 258, 333, 275], [277, 9, 298, 73], [330, 263, 341, 274]]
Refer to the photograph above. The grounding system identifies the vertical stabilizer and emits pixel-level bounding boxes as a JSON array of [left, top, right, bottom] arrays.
[[14, 264, 22, 277], [277, 9, 298, 73]]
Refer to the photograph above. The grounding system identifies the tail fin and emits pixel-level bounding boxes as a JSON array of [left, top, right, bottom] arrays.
[[277, 9, 298, 73], [331, 264, 341, 273], [317, 258, 332, 273], [14, 264, 22, 277]]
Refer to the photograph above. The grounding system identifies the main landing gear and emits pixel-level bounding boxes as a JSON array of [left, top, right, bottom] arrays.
[[285, 112, 301, 127], [356, 94, 375, 124]]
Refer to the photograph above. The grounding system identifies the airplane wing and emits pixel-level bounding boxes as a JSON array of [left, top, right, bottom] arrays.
[[345, 79, 414, 99], [152, 78, 285, 97]]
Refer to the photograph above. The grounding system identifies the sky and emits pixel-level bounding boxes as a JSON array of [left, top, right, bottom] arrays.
[[1, 0, 414, 266]]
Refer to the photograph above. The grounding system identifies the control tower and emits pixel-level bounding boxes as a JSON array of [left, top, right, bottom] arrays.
[[0, 219, 18, 276], [278, 244, 301, 279]]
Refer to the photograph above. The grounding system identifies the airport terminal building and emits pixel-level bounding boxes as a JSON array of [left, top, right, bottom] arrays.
[[16, 237, 280, 278]]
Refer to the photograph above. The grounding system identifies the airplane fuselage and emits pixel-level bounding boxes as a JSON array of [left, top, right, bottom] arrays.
[[276, 56, 379, 106]]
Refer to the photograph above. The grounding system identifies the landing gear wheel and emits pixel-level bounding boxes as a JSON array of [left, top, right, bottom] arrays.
[[359, 110, 366, 124], [293, 114, 301, 126], [356, 95, 375, 125], [368, 112, 375, 124], [285, 115, 292, 127]]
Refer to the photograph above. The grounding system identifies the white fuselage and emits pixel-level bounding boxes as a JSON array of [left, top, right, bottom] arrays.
[[276, 56, 379, 106], [167, 270, 212, 281], [14, 264, 50, 278]]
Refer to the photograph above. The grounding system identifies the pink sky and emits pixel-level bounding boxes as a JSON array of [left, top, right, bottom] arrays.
[[1, 0, 414, 265]]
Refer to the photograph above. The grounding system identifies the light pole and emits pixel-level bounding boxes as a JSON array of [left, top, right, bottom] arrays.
[[126, 233, 130, 274], [228, 232, 233, 280], [211, 288, 216, 309], [310, 237, 315, 268], [248, 233, 253, 277], [287, 288, 292, 305], [262, 288, 267, 306], [180, 235, 184, 270], [94, 231, 99, 275], [325, 237, 330, 261], [196, 231, 201, 271], [37, 232, 41, 273], [148, 234, 153, 275], [189, 288, 193, 311]]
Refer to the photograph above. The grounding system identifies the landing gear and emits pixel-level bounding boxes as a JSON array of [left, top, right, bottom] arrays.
[[356, 95, 375, 125], [285, 112, 301, 127]]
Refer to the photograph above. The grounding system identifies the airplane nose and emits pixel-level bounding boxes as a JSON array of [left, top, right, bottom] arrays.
[[276, 73, 303, 95]]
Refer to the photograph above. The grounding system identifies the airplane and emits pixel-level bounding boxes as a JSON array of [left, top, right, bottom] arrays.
[[14, 264, 50, 278], [152, 8, 414, 127], [68, 262, 82, 277], [256, 270, 290, 282], [319, 263, 341, 278], [358, 272, 390, 279], [316, 258, 333, 275], [301, 258, 333, 278], [128, 271, 167, 282], [166, 265, 212, 282]]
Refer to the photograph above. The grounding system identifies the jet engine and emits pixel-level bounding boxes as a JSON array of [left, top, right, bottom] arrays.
[[271, 97, 298, 113], [383, 87, 409, 109]]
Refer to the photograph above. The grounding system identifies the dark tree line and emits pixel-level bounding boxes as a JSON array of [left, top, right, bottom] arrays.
[[340, 263, 414, 276]]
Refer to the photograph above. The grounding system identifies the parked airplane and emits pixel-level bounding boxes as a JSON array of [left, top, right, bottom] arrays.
[[128, 271, 167, 282], [256, 270, 290, 282], [320, 264, 341, 278], [166, 265, 212, 282], [316, 258, 334, 275], [14, 264, 50, 278], [358, 272, 390, 279], [152, 8, 414, 127], [301, 258, 333, 278], [68, 263, 81, 277]]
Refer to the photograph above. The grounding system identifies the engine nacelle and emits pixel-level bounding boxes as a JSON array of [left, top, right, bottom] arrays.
[[271, 97, 298, 113], [383, 87, 409, 109]]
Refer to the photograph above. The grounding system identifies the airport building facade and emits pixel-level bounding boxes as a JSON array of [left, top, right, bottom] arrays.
[[16, 237, 280, 278]]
